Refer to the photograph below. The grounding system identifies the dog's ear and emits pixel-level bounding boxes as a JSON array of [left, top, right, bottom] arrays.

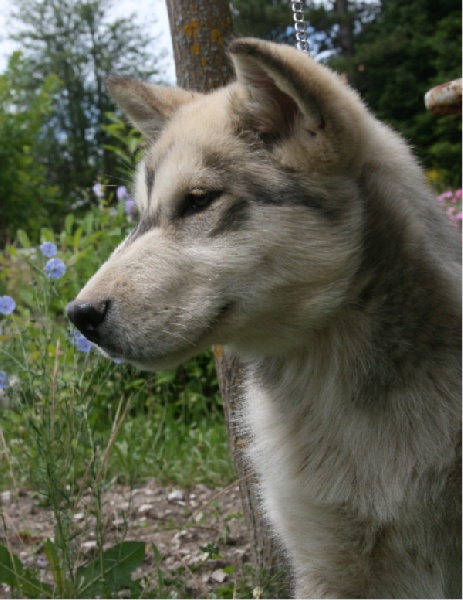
[[107, 76, 199, 139], [228, 38, 360, 167]]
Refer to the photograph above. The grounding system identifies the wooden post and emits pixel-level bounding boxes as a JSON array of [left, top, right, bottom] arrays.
[[165, 0, 234, 91]]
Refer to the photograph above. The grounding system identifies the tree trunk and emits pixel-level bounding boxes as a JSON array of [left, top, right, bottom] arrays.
[[213, 346, 287, 588], [334, 0, 354, 57], [164, 0, 288, 590], [165, 0, 233, 92]]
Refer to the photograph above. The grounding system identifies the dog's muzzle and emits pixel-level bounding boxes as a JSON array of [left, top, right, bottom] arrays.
[[66, 299, 110, 342]]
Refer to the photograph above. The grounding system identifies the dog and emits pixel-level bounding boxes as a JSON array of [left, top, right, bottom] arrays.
[[67, 38, 462, 598]]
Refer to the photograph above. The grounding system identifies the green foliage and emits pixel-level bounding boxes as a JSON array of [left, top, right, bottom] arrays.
[[6, 0, 165, 210], [75, 541, 145, 598], [331, 0, 462, 184], [232, 0, 461, 184], [0, 52, 60, 245], [0, 543, 53, 598], [231, 0, 292, 41], [102, 112, 145, 182], [0, 541, 145, 598]]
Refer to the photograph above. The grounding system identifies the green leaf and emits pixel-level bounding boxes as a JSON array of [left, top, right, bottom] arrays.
[[64, 213, 75, 236], [128, 136, 140, 155], [0, 543, 53, 598], [73, 227, 83, 250], [40, 228, 55, 243], [16, 229, 30, 249], [76, 541, 145, 598], [43, 539, 66, 597], [0, 544, 22, 587]]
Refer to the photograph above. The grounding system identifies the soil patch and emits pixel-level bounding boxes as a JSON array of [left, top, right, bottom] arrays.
[[0, 480, 253, 598]]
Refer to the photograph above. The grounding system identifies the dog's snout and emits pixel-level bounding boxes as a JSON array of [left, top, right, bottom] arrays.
[[66, 299, 110, 339]]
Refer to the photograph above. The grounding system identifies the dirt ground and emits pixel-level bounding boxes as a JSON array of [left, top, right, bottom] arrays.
[[0, 480, 254, 598]]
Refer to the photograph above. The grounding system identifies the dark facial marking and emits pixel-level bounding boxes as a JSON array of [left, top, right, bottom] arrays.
[[204, 145, 337, 220], [209, 199, 249, 237], [242, 172, 339, 221]]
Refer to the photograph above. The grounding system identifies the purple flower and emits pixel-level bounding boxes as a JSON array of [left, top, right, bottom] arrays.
[[117, 186, 128, 201], [39, 242, 57, 258], [113, 358, 124, 364], [93, 183, 104, 198], [0, 295, 16, 315], [125, 198, 136, 219], [0, 371, 8, 389], [455, 189, 462, 200], [116, 185, 136, 219], [45, 258, 66, 280], [73, 331, 93, 353]]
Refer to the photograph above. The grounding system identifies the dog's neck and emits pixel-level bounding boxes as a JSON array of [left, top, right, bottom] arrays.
[[239, 304, 459, 519]]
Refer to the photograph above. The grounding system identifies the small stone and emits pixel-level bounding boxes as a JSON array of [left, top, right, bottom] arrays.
[[73, 512, 84, 521], [82, 541, 97, 550], [137, 503, 154, 514], [211, 569, 227, 583], [167, 489, 184, 502]]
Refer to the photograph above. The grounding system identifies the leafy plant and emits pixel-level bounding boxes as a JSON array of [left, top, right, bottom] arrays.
[[0, 52, 60, 245], [0, 540, 146, 599]]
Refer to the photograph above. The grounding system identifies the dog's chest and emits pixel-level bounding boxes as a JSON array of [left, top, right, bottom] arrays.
[[245, 364, 354, 502], [243, 356, 423, 520]]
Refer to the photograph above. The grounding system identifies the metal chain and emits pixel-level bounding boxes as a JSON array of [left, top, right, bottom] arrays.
[[291, 2, 309, 52]]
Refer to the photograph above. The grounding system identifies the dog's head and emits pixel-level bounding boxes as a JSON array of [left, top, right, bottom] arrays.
[[67, 38, 386, 369]]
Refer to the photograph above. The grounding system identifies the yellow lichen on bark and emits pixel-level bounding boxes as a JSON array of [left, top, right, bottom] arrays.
[[183, 19, 199, 39], [211, 28, 223, 45]]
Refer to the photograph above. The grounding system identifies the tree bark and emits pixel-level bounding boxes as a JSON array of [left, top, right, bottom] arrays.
[[213, 346, 287, 586], [165, 0, 234, 91], [334, 0, 354, 57], [164, 0, 287, 589]]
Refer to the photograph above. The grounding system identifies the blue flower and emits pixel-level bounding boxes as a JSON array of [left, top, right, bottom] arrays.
[[39, 242, 58, 258], [45, 258, 66, 280], [117, 186, 128, 201], [93, 182, 104, 198], [0, 371, 8, 390], [73, 331, 93, 353], [0, 295, 16, 315], [113, 358, 124, 364]]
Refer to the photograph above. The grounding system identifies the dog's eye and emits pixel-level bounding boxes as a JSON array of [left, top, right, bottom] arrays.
[[181, 189, 222, 217]]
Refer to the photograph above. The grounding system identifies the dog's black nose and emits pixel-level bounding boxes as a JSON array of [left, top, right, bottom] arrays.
[[66, 300, 109, 340]]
